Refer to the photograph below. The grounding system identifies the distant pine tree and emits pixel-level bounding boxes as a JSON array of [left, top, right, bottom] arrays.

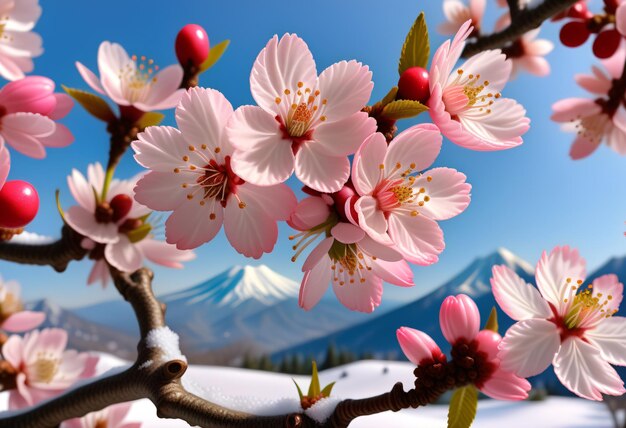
[[321, 343, 339, 370], [258, 355, 274, 372], [278, 356, 290, 373]]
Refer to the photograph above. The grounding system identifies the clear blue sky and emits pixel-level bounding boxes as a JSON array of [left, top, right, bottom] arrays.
[[1, 0, 624, 308]]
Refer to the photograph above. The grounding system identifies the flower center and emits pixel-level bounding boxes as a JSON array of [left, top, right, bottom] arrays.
[[374, 163, 431, 216], [29, 353, 60, 384], [574, 110, 609, 144], [0, 289, 22, 323], [328, 241, 373, 286], [559, 280, 617, 329], [275, 82, 328, 140], [443, 70, 500, 117], [120, 55, 159, 103]]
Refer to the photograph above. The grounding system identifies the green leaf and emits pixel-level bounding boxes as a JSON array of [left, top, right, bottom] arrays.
[[62, 85, 115, 122], [137, 112, 165, 129], [381, 86, 399, 106], [307, 361, 321, 397], [293, 379, 304, 399], [55, 190, 66, 222], [382, 99, 428, 120], [127, 223, 152, 243], [199, 39, 230, 72], [398, 12, 430, 75], [448, 385, 478, 428], [485, 307, 499, 333], [320, 381, 335, 398]]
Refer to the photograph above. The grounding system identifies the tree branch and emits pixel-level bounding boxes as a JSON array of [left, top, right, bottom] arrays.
[[462, 0, 578, 57]]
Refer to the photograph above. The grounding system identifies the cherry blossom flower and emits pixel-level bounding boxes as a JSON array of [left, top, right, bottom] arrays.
[[438, 0, 485, 35], [0, 76, 74, 158], [290, 194, 413, 313], [64, 163, 195, 287], [397, 294, 530, 400], [0, 144, 9, 189], [2, 328, 99, 409], [503, 30, 554, 78], [551, 48, 626, 159], [0, 0, 43, 81], [76, 41, 184, 114], [0, 275, 44, 332], [492, 246, 626, 400], [226, 33, 376, 193], [428, 21, 530, 151], [352, 125, 471, 265], [61, 402, 141, 428], [133, 87, 296, 258]]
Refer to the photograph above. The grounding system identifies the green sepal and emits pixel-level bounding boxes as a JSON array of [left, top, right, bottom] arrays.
[[136, 112, 165, 129], [398, 12, 430, 75], [62, 85, 116, 122], [380, 86, 399, 107], [382, 99, 428, 119], [447, 385, 478, 428], [307, 360, 321, 397], [200, 39, 230, 72], [485, 307, 499, 333], [320, 381, 335, 398], [55, 190, 66, 223], [293, 379, 304, 399], [127, 223, 152, 243]]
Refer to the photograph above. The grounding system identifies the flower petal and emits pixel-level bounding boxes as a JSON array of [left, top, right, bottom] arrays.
[[76, 61, 105, 95], [355, 196, 388, 241], [65, 206, 119, 244], [585, 316, 626, 366], [352, 132, 387, 195], [242, 183, 297, 221], [491, 264, 552, 321], [294, 144, 349, 193], [133, 171, 191, 212], [387, 212, 444, 265], [330, 222, 365, 244], [132, 126, 191, 172], [439, 294, 480, 343], [480, 368, 530, 401], [2, 311, 45, 333], [302, 237, 334, 273], [592, 274, 623, 314], [536, 246, 586, 315], [141, 64, 184, 109], [413, 167, 471, 220], [299, 254, 331, 310], [313, 111, 376, 157], [317, 60, 373, 121], [165, 200, 224, 250], [397, 327, 443, 365], [104, 235, 143, 273], [136, 239, 195, 269], [371, 259, 414, 287], [1, 112, 55, 158], [332, 270, 382, 313], [384, 123, 442, 173]]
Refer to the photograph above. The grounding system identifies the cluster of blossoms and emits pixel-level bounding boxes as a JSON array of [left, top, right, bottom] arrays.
[[0, 0, 43, 81]]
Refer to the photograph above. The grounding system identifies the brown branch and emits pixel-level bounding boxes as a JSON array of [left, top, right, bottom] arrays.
[[0, 226, 87, 272], [462, 0, 578, 57]]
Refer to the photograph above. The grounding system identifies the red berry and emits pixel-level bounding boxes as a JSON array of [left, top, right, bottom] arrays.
[[604, 0, 619, 14], [397, 66, 430, 103], [110, 194, 133, 223], [175, 24, 210, 68], [568, 2, 592, 19], [0, 180, 39, 228], [593, 30, 622, 59], [560, 21, 591, 47]]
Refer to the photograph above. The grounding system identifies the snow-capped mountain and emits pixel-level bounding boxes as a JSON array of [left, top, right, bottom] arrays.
[[272, 248, 535, 362]]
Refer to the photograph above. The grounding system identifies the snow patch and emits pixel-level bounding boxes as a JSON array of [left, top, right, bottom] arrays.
[[146, 327, 186, 363], [139, 360, 153, 370], [497, 247, 534, 275], [305, 397, 342, 423], [9, 231, 55, 244]]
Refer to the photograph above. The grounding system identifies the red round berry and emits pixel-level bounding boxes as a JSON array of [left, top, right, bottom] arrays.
[[568, 2, 593, 19], [604, 0, 620, 14], [0, 180, 39, 228], [560, 21, 591, 47], [397, 66, 430, 103], [110, 194, 133, 223], [175, 24, 210, 68], [593, 30, 622, 59]]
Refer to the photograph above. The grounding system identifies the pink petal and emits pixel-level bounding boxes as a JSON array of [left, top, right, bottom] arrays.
[[355, 196, 388, 241], [457, 50, 511, 93], [385, 124, 442, 172], [0, 76, 55, 115], [223, 186, 278, 259], [387, 212, 444, 265], [317, 60, 373, 121], [413, 167, 471, 220], [1, 334, 24, 368], [98, 42, 130, 105], [133, 171, 190, 212], [299, 254, 332, 310], [294, 144, 349, 193], [37, 328, 68, 355], [516, 56, 550, 77], [570, 135, 601, 160], [2, 311, 45, 333], [4, 0, 41, 32], [430, 20, 473, 90], [132, 126, 192, 172], [396, 327, 443, 365], [330, 222, 365, 244], [65, 205, 119, 244], [469, 0, 486, 24], [592, 274, 623, 314], [87, 259, 110, 288], [228, 106, 294, 186], [302, 237, 334, 272], [574, 72, 611, 95], [491, 264, 552, 321], [0, 144, 9, 190], [140, 64, 184, 110], [313, 111, 376, 157], [480, 368, 530, 401], [332, 270, 382, 313], [371, 259, 414, 287], [554, 337, 625, 400], [352, 132, 387, 195], [76, 61, 105, 95], [498, 318, 560, 378], [289, 196, 330, 231], [176, 87, 234, 157], [0, 55, 25, 81], [535, 246, 586, 316], [617, 3, 626, 36], [137, 239, 195, 269], [359, 235, 404, 262], [48, 94, 74, 120], [67, 168, 96, 211], [1, 112, 55, 158], [585, 316, 626, 366], [165, 200, 224, 250], [104, 235, 143, 272], [241, 183, 297, 221], [39, 123, 74, 148], [439, 294, 480, 343], [552, 98, 601, 123]]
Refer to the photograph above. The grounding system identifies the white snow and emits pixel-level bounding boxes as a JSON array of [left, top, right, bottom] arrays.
[[9, 231, 55, 245], [305, 397, 342, 423], [0, 356, 616, 427], [497, 247, 535, 275], [145, 327, 186, 363]]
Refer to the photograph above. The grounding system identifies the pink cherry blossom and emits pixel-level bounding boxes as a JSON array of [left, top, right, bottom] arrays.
[[397, 294, 530, 401], [64, 163, 195, 287], [0, 275, 44, 332], [492, 246, 626, 400], [226, 33, 377, 193], [438, 0, 485, 35], [0, 76, 74, 159], [428, 20, 530, 151], [505, 30, 553, 78], [352, 125, 471, 265], [290, 194, 413, 313], [133, 87, 296, 258], [551, 47, 626, 159], [2, 328, 99, 409], [76, 41, 184, 113], [61, 402, 141, 428], [0, 0, 43, 81]]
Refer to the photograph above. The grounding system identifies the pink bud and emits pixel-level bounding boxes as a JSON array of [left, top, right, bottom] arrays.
[[0, 76, 57, 116], [288, 196, 330, 231], [0, 180, 39, 228], [439, 294, 480, 344], [331, 183, 358, 224], [475, 329, 501, 361], [397, 327, 444, 365], [175, 24, 210, 68]]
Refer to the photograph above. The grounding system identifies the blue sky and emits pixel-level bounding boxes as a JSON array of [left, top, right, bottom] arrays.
[[1, 0, 624, 308]]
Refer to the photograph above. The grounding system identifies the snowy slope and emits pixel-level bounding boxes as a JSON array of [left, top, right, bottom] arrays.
[[0, 355, 610, 428]]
